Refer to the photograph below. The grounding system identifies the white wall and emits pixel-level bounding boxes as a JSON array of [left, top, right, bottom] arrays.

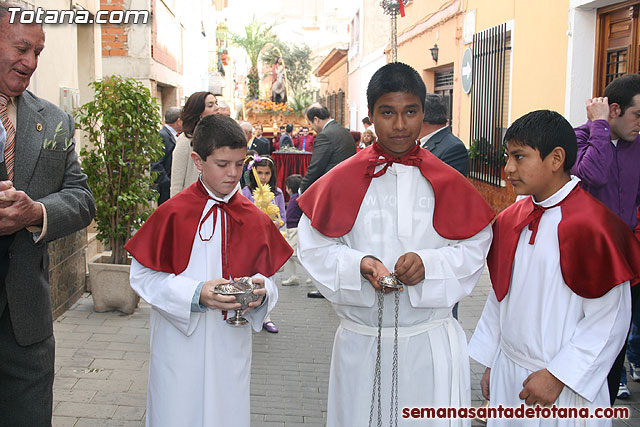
[[565, 0, 628, 125]]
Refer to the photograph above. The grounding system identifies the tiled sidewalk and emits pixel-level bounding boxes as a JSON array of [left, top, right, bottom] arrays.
[[51, 270, 640, 426]]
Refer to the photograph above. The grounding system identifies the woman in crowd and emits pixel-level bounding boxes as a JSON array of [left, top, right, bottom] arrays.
[[170, 91, 219, 197]]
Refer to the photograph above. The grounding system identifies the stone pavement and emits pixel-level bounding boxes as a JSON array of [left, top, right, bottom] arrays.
[[51, 269, 640, 426]]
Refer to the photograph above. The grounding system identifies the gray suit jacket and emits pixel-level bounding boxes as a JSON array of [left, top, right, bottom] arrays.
[[0, 90, 95, 346], [421, 127, 470, 177], [300, 120, 356, 193]]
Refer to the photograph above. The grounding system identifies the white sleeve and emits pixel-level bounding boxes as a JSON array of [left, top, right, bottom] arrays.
[[245, 273, 279, 332], [297, 214, 375, 307], [468, 288, 502, 368], [547, 282, 631, 402], [408, 224, 492, 308], [129, 258, 203, 336]]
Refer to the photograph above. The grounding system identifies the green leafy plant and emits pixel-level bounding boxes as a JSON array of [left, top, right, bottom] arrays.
[[289, 92, 312, 114], [468, 137, 506, 165], [468, 139, 482, 160], [228, 17, 277, 99], [76, 76, 163, 265]]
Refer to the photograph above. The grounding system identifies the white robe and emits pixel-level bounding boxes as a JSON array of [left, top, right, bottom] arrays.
[[468, 177, 631, 427], [129, 184, 278, 427], [297, 162, 493, 427]]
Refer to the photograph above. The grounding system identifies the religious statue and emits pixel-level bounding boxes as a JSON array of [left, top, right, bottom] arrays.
[[271, 56, 287, 104]]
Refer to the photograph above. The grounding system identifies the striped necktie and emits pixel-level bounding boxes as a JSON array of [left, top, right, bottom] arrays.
[[0, 94, 16, 181]]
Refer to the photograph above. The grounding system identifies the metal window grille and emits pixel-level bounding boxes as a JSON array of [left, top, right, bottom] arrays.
[[434, 70, 454, 88], [606, 48, 628, 86], [470, 23, 511, 187], [435, 69, 454, 126]]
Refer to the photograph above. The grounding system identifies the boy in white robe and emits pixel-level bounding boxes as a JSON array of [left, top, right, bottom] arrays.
[[125, 114, 292, 427], [469, 110, 640, 426], [297, 62, 496, 426]]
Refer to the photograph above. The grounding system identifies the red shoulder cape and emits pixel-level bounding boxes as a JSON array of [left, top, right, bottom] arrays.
[[489, 186, 640, 301], [297, 143, 495, 239], [124, 180, 292, 278]]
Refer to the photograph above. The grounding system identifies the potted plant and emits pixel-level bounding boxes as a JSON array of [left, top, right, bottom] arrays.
[[76, 75, 163, 313]]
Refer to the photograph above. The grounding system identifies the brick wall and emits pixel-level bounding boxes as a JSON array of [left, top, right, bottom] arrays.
[[469, 178, 516, 214], [101, 0, 128, 57]]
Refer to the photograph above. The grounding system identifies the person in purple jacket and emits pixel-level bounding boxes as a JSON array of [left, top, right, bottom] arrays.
[[571, 73, 640, 404]]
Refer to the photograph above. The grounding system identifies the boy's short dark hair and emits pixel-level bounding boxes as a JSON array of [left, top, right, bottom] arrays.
[[503, 110, 577, 172], [367, 62, 426, 115], [285, 174, 303, 194], [192, 114, 247, 160], [604, 74, 640, 115], [286, 124, 293, 133], [306, 105, 331, 122]]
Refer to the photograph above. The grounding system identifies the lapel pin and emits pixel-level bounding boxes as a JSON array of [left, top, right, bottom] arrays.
[[36, 123, 43, 131]]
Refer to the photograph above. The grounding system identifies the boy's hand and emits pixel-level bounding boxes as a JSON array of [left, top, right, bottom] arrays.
[[241, 277, 267, 314], [200, 278, 241, 311], [586, 97, 610, 122], [394, 252, 425, 286], [481, 367, 491, 400], [519, 369, 564, 406], [360, 255, 394, 294]]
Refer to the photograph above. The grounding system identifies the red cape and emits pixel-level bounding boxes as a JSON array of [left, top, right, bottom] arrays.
[[297, 142, 495, 240], [125, 180, 292, 278], [489, 186, 640, 301]]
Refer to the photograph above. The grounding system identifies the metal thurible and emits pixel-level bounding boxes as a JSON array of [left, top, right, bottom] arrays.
[[379, 0, 406, 62], [369, 275, 401, 427]]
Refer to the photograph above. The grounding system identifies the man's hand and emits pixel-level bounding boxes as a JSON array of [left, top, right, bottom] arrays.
[[0, 181, 14, 209], [199, 278, 241, 311], [481, 367, 491, 400], [0, 181, 44, 235], [519, 369, 564, 406], [241, 276, 267, 314], [394, 252, 425, 286], [360, 256, 394, 293], [586, 97, 611, 122]]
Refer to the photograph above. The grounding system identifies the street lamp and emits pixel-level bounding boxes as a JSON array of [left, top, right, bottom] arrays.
[[430, 44, 439, 63]]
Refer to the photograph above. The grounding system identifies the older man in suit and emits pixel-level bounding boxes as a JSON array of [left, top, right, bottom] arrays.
[[418, 94, 470, 177], [300, 104, 355, 193], [153, 107, 181, 205], [0, 4, 96, 425]]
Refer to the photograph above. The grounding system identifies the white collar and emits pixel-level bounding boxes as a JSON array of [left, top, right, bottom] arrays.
[[419, 126, 447, 146], [164, 123, 178, 139], [533, 175, 581, 208], [322, 119, 335, 131], [199, 176, 240, 203]]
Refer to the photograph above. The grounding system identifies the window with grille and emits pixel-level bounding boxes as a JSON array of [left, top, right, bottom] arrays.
[[434, 69, 454, 126], [469, 23, 511, 187], [337, 90, 345, 126], [594, 2, 640, 95], [435, 70, 454, 88]]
